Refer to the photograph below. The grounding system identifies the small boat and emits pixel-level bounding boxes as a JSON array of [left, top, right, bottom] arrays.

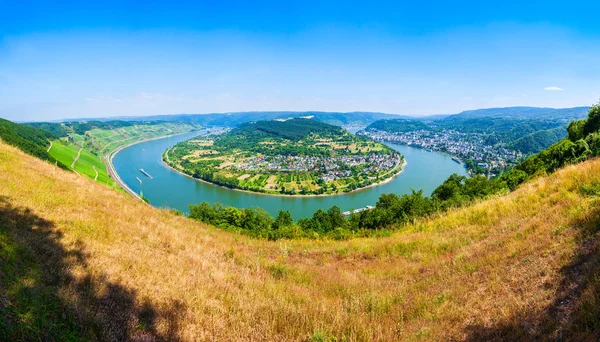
[[139, 168, 153, 179]]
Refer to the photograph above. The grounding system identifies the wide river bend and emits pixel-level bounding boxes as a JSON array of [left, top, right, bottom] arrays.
[[112, 132, 468, 218]]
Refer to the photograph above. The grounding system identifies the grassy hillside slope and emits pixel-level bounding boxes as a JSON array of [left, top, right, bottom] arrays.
[[48, 140, 115, 186], [1, 139, 599, 340]]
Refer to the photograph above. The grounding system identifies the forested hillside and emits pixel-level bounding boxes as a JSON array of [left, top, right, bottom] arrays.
[[235, 118, 345, 141], [367, 115, 581, 153], [507, 127, 566, 154], [0, 118, 57, 163], [186, 103, 600, 240], [507, 104, 600, 180]]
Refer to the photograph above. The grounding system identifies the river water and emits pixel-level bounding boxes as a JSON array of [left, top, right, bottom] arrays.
[[112, 132, 468, 218]]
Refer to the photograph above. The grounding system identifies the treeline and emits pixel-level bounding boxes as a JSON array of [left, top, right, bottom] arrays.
[[0, 118, 59, 163], [188, 172, 508, 240]]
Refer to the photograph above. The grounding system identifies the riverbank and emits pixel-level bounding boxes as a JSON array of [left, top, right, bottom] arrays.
[[111, 137, 468, 218], [161, 150, 408, 198], [105, 131, 203, 202]]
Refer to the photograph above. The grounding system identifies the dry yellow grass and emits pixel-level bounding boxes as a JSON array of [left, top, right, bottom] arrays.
[[1, 140, 599, 341]]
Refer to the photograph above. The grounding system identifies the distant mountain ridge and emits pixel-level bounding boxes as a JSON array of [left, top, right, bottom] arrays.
[[46, 106, 589, 126], [450, 106, 590, 119], [364, 106, 591, 155], [51, 111, 408, 128]]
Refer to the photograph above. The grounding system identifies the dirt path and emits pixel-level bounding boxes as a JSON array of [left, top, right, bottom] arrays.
[[47, 141, 53, 153], [71, 147, 83, 169], [93, 166, 98, 181]]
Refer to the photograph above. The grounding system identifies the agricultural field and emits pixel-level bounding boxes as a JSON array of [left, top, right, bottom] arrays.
[[46, 122, 200, 188], [70, 122, 200, 155], [166, 118, 403, 195], [48, 140, 116, 187]]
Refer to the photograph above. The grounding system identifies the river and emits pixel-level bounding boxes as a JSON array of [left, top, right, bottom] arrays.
[[112, 131, 468, 218]]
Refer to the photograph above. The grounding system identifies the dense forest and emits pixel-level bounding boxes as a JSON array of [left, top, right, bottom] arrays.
[[234, 118, 346, 141], [0, 118, 58, 163], [509, 105, 600, 178], [506, 127, 566, 154]]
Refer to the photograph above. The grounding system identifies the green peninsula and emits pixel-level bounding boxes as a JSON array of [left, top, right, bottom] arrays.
[[164, 118, 404, 195]]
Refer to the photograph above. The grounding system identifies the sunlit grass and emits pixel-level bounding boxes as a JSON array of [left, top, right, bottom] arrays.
[[1, 140, 600, 340]]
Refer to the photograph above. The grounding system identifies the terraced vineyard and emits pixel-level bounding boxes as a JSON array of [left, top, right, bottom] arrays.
[[70, 122, 199, 155], [48, 140, 115, 185], [40, 121, 201, 187]]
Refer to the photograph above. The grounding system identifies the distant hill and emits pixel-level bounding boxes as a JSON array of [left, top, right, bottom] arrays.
[[45, 111, 405, 128], [366, 118, 431, 132], [232, 117, 346, 141], [365, 106, 590, 154], [452, 106, 589, 119]]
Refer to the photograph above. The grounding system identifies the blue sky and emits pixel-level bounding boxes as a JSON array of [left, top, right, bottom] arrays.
[[1, 1, 600, 121]]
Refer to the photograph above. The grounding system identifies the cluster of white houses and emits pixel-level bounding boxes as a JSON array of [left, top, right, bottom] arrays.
[[233, 153, 402, 178], [363, 129, 522, 171]]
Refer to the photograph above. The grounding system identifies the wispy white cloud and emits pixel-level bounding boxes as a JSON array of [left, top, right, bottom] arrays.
[[544, 86, 564, 91]]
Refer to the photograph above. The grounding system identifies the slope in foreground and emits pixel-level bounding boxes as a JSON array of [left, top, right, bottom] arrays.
[[1, 140, 600, 340]]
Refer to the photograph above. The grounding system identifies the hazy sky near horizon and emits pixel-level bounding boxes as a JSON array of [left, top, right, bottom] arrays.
[[1, 1, 600, 122]]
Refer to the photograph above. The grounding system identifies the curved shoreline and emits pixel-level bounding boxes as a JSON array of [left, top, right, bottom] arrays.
[[161, 148, 408, 198], [105, 131, 202, 202]]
